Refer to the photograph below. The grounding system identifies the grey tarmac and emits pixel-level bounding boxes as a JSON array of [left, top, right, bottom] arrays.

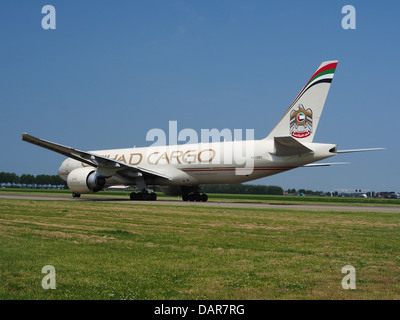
[[1, 193, 399, 213]]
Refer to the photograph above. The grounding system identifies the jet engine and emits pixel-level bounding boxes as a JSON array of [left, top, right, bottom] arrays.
[[67, 168, 106, 194]]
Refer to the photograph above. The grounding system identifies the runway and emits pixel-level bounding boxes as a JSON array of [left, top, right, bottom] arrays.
[[1, 192, 400, 212]]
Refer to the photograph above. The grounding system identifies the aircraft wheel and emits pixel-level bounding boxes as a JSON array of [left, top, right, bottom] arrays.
[[201, 193, 208, 202], [72, 192, 81, 198], [195, 193, 202, 202], [142, 191, 150, 200], [182, 194, 189, 201], [130, 192, 137, 200], [150, 192, 157, 201]]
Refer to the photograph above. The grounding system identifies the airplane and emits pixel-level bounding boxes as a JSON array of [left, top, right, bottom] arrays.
[[21, 60, 384, 202]]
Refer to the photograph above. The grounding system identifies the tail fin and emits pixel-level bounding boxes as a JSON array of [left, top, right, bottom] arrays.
[[265, 60, 338, 142]]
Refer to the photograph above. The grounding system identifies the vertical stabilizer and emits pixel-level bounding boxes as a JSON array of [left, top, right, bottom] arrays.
[[265, 60, 338, 142]]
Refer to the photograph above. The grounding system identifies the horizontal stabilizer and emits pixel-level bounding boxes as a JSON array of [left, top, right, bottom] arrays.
[[303, 162, 350, 167], [274, 136, 312, 156], [337, 148, 385, 154]]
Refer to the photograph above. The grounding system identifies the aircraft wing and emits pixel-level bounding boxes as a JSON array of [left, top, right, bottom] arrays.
[[21, 133, 171, 180]]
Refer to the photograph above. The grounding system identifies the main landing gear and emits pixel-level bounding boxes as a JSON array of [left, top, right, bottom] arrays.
[[182, 193, 208, 202], [130, 190, 157, 201]]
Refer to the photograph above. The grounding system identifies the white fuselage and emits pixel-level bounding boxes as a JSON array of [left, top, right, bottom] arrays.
[[58, 139, 337, 187]]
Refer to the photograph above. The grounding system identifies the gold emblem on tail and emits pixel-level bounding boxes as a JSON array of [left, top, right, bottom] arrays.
[[290, 104, 312, 138]]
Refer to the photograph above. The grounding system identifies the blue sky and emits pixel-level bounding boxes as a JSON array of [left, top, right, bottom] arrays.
[[1, 0, 399, 192]]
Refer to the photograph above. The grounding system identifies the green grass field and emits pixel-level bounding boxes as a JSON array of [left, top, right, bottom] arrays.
[[0, 196, 399, 300]]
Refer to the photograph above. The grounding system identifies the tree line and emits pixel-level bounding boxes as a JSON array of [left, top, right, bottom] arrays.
[[0, 172, 67, 187], [1, 171, 283, 195], [2, 171, 395, 197]]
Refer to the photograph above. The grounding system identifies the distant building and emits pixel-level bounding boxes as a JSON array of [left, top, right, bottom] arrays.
[[330, 189, 372, 198]]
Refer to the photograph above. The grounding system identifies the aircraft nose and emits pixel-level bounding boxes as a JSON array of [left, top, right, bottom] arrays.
[[58, 158, 70, 182]]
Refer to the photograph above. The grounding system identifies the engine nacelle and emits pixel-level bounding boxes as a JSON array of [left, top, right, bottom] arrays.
[[67, 168, 106, 194]]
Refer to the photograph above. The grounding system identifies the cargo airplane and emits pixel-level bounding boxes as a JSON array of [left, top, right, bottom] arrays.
[[22, 61, 383, 201]]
